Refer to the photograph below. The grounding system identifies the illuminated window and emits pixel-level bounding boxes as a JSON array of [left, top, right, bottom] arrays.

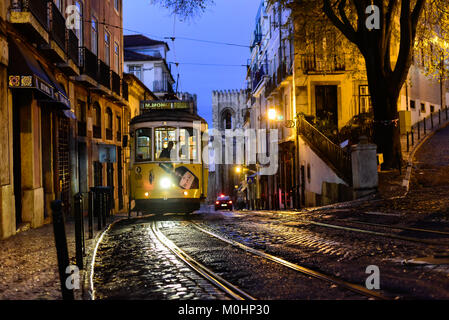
[[155, 127, 177, 160], [91, 17, 98, 55], [104, 31, 111, 66], [179, 128, 199, 162], [359, 85, 372, 114]]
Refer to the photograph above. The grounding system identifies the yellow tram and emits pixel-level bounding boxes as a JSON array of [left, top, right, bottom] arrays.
[[129, 100, 208, 213]]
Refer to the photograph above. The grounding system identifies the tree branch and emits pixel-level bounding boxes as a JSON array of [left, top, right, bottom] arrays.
[[323, 0, 359, 45]]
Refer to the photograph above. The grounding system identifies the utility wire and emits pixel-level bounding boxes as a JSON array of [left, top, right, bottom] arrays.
[[82, 19, 250, 48]]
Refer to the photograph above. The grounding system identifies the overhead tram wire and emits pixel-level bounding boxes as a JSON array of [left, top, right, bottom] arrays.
[[78, 19, 251, 48]]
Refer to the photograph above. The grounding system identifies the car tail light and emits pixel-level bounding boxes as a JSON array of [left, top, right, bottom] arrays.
[[216, 201, 219, 205], [228, 201, 233, 204]]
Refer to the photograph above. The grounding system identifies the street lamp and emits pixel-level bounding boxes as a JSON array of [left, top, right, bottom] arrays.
[[268, 108, 277, 121]]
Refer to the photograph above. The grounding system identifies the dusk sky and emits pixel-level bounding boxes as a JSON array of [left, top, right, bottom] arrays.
[[123, 0, 261, 126]]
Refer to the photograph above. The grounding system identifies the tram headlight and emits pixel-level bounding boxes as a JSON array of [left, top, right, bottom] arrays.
[[160, 177, 172, 189]]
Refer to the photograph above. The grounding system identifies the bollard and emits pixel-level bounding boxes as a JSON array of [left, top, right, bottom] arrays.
[[439, 109, 441, 125], [418, 121, 421, 140], [411, 129, 414, 146], [431, 113, 434, 129], [74, 194, 84, 270], [406, 132, 410, 152], [51, 200, 75, 300], [88, 191, 94, 239], [424, 117, 427, 135], [97, 189, 103, 231]]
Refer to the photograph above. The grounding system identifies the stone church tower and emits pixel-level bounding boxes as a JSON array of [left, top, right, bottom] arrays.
[[208, 90, 248, 201]]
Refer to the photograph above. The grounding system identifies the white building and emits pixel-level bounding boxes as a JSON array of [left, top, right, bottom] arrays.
[[124, 35, 176, 99]]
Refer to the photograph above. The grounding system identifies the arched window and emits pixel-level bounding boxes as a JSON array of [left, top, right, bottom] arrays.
[[222, 110, 233, 130]]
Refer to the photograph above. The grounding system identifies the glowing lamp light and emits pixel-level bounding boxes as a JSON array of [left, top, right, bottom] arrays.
[[183, 191, 188, 196], [160, 177, 172, 189], [144, 192, 150, 198], [235, 166, 242, 174], [268, 108, 277, 121]]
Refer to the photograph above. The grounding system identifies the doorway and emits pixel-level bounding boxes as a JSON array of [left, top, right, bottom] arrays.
[[315, 85, 338, 128]]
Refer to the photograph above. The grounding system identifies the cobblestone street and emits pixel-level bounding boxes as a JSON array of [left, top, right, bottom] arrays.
[[90, 125, 449, 301]]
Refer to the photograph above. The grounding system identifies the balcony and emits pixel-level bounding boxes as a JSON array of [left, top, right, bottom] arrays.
[[78, 121, 87, 137], [41, 2, 66, 63], [67, 30, 79, 65], [93, 125, 102, 139], [153, 80, 174, 94], [111, 71, 121, 97], [78, 47, 98, 86], [106, 129, 113, 141], [98, 61, 111, 89], [9, 0, 50, 44], [122, 82, 129, 101], [251, 64, 268, 95], [300, 54, 346, 74]]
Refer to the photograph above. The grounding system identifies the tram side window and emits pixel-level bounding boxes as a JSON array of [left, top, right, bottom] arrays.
[[136, 128, 152, 162], [179, 128, 199, 162], [155, 127, 177, 161]]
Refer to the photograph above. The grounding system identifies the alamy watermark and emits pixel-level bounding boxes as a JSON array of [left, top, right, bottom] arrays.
[[65, 265, 80, 290], [65, 5, 81, 30], [366, 5, 381, 30], [365, 265, 380, 290]]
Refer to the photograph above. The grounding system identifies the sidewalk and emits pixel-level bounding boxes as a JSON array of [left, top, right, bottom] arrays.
[[0, 213, 125, 300]]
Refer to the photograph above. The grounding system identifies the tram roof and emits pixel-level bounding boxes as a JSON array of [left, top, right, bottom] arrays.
[[130, 109, 207, 126]]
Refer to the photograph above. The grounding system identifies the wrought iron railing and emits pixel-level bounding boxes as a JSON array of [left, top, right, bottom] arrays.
[[79, 47, 98, 80], [251, 64, 267, 93], [300, 54, 346, 73], [153, 80, 173, 93], [67, 29, 79, 65], [98, 61, 111, 89], [12, 0, 49, 31], [122, 81, 129, 100], [111, 71, 121, 96], [49, 2, 66, 51], [298, 116, 352, 184]]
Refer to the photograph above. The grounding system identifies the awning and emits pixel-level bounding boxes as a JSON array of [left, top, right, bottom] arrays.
[[7, 38, 70, 109]]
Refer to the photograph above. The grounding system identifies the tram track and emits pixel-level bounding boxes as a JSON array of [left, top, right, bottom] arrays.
[[305, 220, 449, 247], [150, 221, 256, 300], [181, 221, 390, 300]]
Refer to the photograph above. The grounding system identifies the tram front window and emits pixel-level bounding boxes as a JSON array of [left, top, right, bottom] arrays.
[[155, 127, 177, 160], [136, 128, 152, 162]]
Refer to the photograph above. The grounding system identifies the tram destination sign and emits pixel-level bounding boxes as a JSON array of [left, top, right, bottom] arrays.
[[141, 100, 194, 112]]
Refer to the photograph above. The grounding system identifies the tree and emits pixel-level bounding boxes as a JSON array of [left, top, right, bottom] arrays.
[[150, 0, 449, 169]]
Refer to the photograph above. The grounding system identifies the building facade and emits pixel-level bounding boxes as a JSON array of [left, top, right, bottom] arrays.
[[1, 0, 129, 239], [124, 34, 176, 100], [244, 0, 449, 209]]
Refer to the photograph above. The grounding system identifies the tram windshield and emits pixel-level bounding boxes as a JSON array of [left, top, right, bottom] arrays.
[[135, 126, 199, 162]]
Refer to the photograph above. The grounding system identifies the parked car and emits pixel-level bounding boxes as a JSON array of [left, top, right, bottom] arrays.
[[215, 195, 233, 211]]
